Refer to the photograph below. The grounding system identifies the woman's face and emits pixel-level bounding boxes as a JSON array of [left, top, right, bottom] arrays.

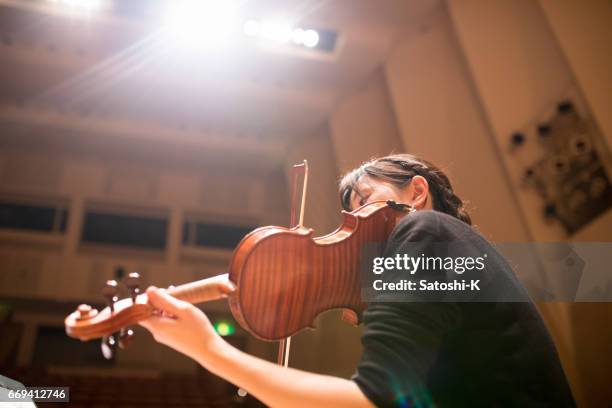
[[348, 175, 432, 212]]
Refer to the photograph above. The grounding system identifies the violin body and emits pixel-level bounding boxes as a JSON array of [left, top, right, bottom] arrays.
[[229, 200, 399, 340]]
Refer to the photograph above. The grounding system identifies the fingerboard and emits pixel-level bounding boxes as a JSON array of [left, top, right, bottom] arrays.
[[167, 273, 235, 305]]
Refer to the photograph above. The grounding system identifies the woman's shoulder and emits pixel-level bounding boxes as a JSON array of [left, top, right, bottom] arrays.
[[392, 209, 476, 241]]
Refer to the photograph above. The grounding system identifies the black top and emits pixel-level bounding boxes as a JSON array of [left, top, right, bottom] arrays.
[[352, 210, 575, 407]]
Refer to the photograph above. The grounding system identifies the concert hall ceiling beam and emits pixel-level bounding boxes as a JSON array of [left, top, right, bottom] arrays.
[[0, 0, 440, 135], [0, 41, 338, 135], [0, 103, 286, 169]]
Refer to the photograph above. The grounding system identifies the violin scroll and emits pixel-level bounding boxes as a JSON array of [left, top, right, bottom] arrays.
[[65, 273, 235, 344]]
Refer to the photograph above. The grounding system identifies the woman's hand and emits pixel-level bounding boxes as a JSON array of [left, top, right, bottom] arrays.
[[139, 287, 373, 408], [138, 286, 223, 363]]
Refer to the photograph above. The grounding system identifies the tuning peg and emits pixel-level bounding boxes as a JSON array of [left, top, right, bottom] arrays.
[[125, 272, 141, 303], [76, 304, 98, 321], [101, 335, 116, 360], [102, 280, 119, 312], [118, 328, 134, 349], [510, 132, 526, 147]]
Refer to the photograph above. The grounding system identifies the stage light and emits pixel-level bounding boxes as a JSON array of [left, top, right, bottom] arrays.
[[162, 0, 237, 48], [260, 20, 292, 44], [240, 18, 323, 50], [243, 20, 260, 37], [303, 29, 319, 48]]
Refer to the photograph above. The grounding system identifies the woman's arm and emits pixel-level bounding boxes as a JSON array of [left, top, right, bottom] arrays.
[[139, 287, 373, 408], [205, 335, 372, 408]]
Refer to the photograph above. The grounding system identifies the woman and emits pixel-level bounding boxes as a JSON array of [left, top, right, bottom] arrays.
[[140, 154, 575, 407]]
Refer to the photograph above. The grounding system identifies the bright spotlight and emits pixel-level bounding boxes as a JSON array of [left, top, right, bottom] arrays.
[[240, 18, 324, 51], [243, 20, 260, 37], [303, 29, 319, 48], [292, 28, 306, 45], [260, 21, 292, 44], [163, 0, 237, 48], [50, 0, 103, 12]]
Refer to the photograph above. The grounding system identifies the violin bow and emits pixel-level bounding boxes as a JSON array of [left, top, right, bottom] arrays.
[[277, 160, 309, 367]]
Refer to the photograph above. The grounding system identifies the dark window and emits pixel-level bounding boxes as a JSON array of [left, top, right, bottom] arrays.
[[0, 202, 68, 233], [183, 222, 254, 249], [82, 211, 167, 250]]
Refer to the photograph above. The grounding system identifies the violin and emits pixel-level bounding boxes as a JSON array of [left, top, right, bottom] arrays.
[[64, 162, 407, 360]]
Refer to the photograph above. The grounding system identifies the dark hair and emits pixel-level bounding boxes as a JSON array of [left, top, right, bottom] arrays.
[[339, 153, 472, 225]]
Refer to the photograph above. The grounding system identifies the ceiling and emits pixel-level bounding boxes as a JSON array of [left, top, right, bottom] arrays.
[[0, 0, 438, 140]]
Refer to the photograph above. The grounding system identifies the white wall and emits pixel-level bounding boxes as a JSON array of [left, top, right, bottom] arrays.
[[447, 0, 602, 241], [538, 0, 612, 149], [384, 5, 529, 242], [330, 69, 404, 175]]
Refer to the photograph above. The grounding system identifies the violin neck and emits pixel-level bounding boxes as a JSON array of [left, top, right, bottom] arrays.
[[166, 273, 235, 305]]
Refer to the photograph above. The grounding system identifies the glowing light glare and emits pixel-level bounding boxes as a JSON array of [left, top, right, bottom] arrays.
[[49, 0, 102, 11], [292, 28, 306, 45], [243, 20, 260, 37], [241, 18, 321, 49], [303, 29, 320, 48], [260, 21, 293, 44], [214, 321, 235, 337], [163, 0, 237, 48]]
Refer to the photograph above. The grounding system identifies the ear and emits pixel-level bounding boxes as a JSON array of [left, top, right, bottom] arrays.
[[407, 175, 429, 209]]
